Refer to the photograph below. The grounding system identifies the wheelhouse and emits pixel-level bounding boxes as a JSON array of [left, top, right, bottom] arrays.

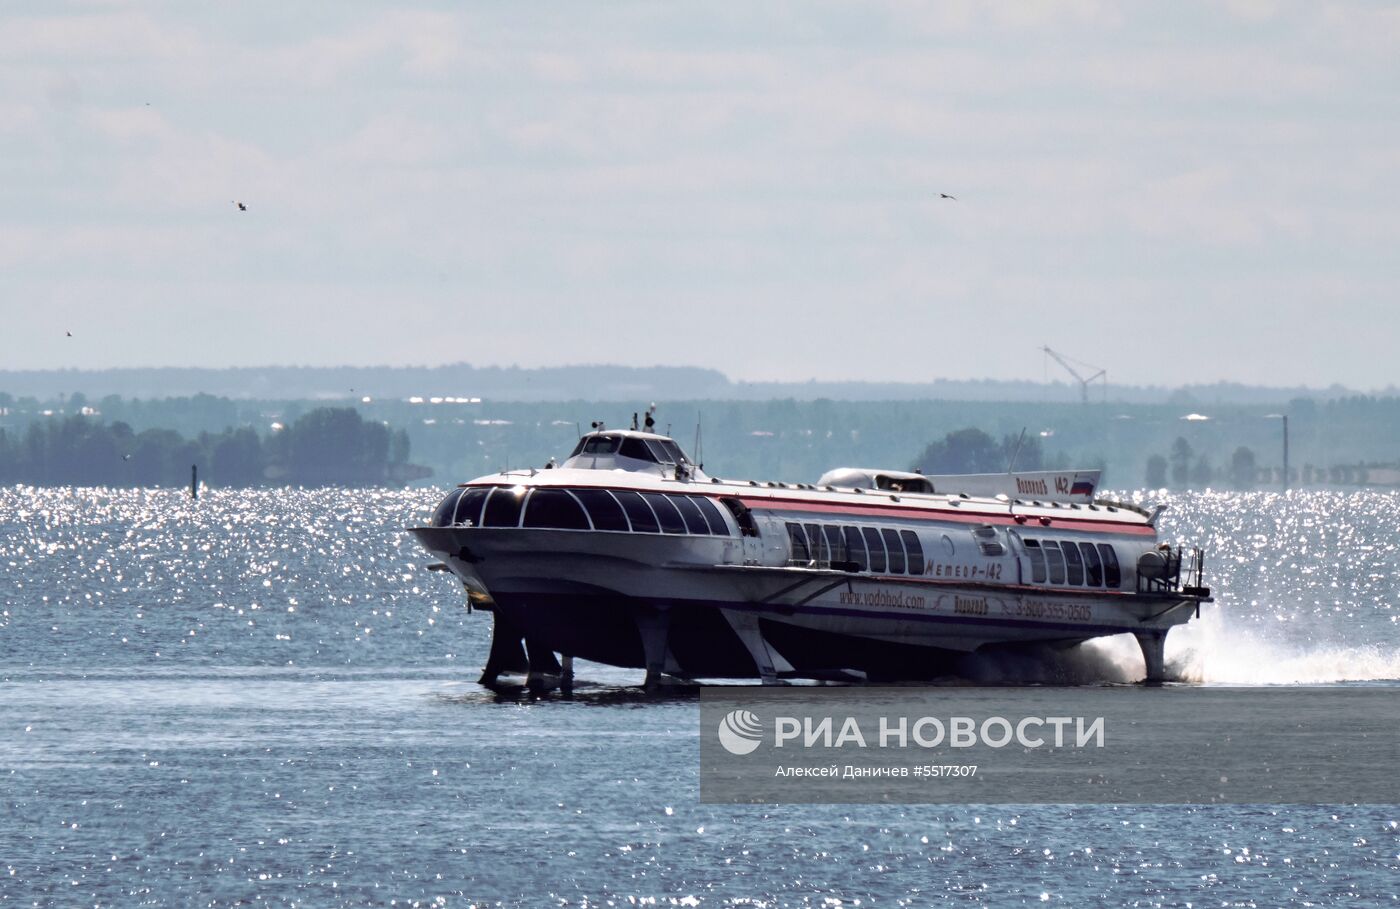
[[560, 431, 704, 478]]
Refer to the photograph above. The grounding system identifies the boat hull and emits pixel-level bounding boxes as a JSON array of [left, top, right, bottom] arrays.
[[410, 526, 1201, 681]]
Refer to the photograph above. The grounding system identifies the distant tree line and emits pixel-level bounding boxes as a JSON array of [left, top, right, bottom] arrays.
[[1144, 438, 1259, 489], [0, 407, 419, 487], [16, 388, 1400, 490], [911, 428, 1049, 475]]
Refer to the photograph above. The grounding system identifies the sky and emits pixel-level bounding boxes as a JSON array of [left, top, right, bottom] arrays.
[[2, 1, 1399, 388]]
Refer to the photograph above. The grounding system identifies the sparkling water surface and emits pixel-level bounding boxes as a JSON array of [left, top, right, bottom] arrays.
[[3, 487, 1398, 907]]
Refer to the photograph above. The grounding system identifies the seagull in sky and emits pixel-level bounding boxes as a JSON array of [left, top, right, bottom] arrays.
[[939, 193, 957, 200], [66, 331, 72, 337], [233, 201, 247, 211]]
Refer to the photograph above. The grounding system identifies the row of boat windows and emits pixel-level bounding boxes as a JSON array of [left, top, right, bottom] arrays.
[[786, 522, 926, 576], [1022, 538, 1121, 588], [432, 485, 732, 536]]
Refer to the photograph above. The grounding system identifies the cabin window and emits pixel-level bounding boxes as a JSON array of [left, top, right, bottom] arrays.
[[1062, 539, 1085, 585], [1098, 544, 1121, 588], [432, 488, 465, 527], [1023, 538, 1047, 583], [644, 439, 687, 464], [642, 492, 687, 534], [614, 490, 660, 533], [823, 526, 847, 564], [643, 439, 674, 463], [1042, 540, 1066, 585], [574, 435, 620, 456], [523, 489, 590, 530], [454, 487, 491, 527], [670, 494, 710, 534], [1080, 542, 1103, 586], [862, 527, 887, 573], [482, 487, 525, 527], [844, 527, 867, 570], [619, 438, 657, 462], [901, 530, 925, 575], [787, 522, 810, 563], [572, 489, 629, 531], [881, 528, 906, 574], [690, 496, 730, 535], [804, 523, 828, 564]]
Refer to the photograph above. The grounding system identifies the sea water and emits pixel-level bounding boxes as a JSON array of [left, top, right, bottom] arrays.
[[2, 487, 1397, 906]]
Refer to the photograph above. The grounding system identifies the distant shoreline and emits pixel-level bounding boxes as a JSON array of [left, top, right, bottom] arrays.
[[0, 363, 1374, 406]]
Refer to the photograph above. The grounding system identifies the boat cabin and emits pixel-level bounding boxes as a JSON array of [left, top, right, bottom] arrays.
[[562, 431, 706, 479]]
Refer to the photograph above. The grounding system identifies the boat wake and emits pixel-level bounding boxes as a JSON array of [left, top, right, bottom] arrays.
[[1169, 615, 1400, 685], [949, 604, 1400, 686], [1060, 609, 1400, 686]]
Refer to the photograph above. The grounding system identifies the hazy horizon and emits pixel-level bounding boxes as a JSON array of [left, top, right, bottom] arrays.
[[0, 357, 1383, 390], [0, 360, 1384, 407], [5, 3, 1399, 388]]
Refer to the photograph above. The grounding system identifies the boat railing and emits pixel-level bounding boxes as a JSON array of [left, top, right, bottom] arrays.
[[1136, 546, 1208, 597]]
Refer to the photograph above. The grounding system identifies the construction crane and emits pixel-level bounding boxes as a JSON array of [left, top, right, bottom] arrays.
[[1041, 346, 1106, 405]]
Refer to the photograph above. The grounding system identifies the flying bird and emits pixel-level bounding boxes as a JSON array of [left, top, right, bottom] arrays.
[[939, 193, 957, 200], [233, 201, 247, 211], [66, 331, 72, 337], [122, 454, 132, 461]]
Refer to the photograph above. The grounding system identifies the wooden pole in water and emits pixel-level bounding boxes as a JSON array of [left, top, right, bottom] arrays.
[[191, 464, 198, 500], [1282, 415, 1289, 492]]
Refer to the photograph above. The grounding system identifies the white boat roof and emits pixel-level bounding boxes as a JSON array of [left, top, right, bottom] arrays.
[[464, 430, 1150, 531], [817, 467, 1104, 505]]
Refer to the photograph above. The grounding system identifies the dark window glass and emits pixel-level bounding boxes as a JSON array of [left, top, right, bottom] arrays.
[[572, 489, 629, 531], [805, 523, 828, 563], [862, 527, 887, 573], [619, 438, 656, 462], [581, 435, 619, 455], [670, 495, 710, 534], [641, 439, 687, 464], [882, 528, 906, 573], [642, 493, 686, 534], [1080, 542, 1103, 586], [1063, 539, 1085, 585], [1024, 538, 1047, 583], [1043, 541, 1066, 585], [901, 530, 925, 575], [1098, 544, 1121, 587], [455, 487, 490, 527], [432, 488, 465, 527], [844, 527, 867, 569], [523, 489, 590, 529], [787, 523, 810, 562], [614, 490, 659, 533], [824, 525, 847, 563], [691, 497, 730, 535], [482, 487, 525, 527]]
